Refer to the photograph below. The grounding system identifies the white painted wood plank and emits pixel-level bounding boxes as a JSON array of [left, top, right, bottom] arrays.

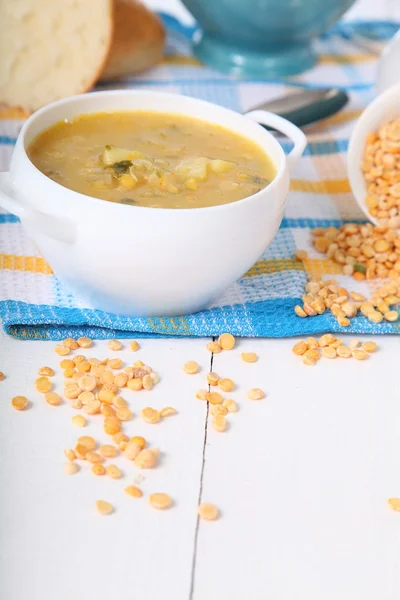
[[193, 336, 400, 600], [0, 334, 211, 600]]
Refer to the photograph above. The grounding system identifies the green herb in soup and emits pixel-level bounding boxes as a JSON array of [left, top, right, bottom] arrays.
[[28, 111, 276, 209]]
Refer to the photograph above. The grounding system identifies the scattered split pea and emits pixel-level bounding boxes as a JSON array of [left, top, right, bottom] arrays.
[[149, 493, 172, 510], [198, 503, 219, 521], [96, 500, 113, 515]]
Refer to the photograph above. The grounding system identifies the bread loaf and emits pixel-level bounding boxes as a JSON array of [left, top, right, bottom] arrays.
[[100, 0, 165, 80], [0, 0, 113, 112], [0, 0, 165, 112]]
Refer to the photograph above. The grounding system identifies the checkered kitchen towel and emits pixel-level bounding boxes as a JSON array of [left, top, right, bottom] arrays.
[[0, 16, 399, 340]]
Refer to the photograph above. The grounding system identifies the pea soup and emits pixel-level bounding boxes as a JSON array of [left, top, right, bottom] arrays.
[[28, 111, 276, 209]]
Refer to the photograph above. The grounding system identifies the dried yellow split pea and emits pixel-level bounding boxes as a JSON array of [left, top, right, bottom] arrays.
[[322, 347, 337, 359], [113, 396, 128, 408], [352, 349, 368, 360], [98, 389, 115, 404], [60, 359, 75, 369], [100, 445, 117, 458], [142, 374, 153, 390], [64, 463, 80, 476], [218, 378, 234, 392], [248, 388, 265, 400], [207, 372, 220, 386], [183, 361, 199, 374], [130, 341, 139, 351], [106, 464, 122, 479], [241, 352, 258, 363], [388, 498, 400, 511], [125, 485, 143, 498], [124, 441, 142, 460], [149, 493, 172, 510], [141, 407, 160, 423], [218, 333, 235, 350], [92, 464, 106, 476], [212, 415, 227, 432], [38, 366, 55, 377], [71, 398, 83, 410], [196, 389, 208, 401], [222, 399, 238, 413], [113, 432, 129, 445], [64, 383, 81, 399], [77, 361, 91, 373], [96, 500, 113, 515], [77, 337, 92, 348], [127, 378, 143, 391], [63, 338, 79, 350], [11, 396, 29, 411], [292, 341, 308, 356], [362, 341, 377, 353], [45, 392, 62, 406], [115, 373, 128, 388], [198, 503, 219, 521], [73, 355, 85, 364], [104, 416, 121, 435], [35, 376, 52, 393], [78, 375, 96, 392], [64, 449, 76, 462], [101, 403, 115, 417], [85, 451, 104, 464], [210, 404, 228, 417], [108, 339, 122, 351], [134, 448, 158, 469], [75, 444, 88, 459], [77, 435, 96, 450], [108, 358, 122, 370], [55, 344, 70, 356], [100, 369, 115, 385], [206, 392, 223, 405], [130, 436, 146, 449], [206, 341, 222, 354], [83, 399, 101, 415], [11, 396, 29, 410], [116, 407, 132, 421], [336, 345, 352, 358], [160, 407, 176, 417], [78, 391, 95, 404]]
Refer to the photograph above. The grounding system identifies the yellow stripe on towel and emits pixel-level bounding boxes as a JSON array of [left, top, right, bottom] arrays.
[[308, 110, 362, 131], [244, 257, 343, 279], [319, 53, 375, 65], [163, 54, 203, 66], [0, 254, 53, 274], [290, 179, 351, 194], [244, 258, 304, 277]]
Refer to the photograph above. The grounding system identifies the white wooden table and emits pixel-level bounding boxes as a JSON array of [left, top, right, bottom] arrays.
[[1, 1, 400, 599], [1, 330, 400, 600]]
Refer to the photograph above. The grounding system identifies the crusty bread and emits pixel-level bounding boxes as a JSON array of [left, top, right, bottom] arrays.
[[0, 0, 113, 112], [100, 0, 165, 80]]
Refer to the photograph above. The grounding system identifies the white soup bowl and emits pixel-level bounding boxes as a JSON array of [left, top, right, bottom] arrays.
[[0, 91, 306, 317]]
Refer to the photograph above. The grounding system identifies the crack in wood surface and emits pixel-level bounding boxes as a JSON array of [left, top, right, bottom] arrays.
[[188, 344, 214, 599]]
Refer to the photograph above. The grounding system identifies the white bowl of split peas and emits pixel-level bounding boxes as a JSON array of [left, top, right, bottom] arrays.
[[347, 82, 400, 228], [0, 90, 306, 316]]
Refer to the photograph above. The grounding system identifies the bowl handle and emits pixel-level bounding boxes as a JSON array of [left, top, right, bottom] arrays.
[[244, 110, 307, 173], [0, 171, 76, 243]]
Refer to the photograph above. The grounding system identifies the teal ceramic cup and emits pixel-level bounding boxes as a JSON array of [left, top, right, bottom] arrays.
[[181, 0, 355, 76]]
